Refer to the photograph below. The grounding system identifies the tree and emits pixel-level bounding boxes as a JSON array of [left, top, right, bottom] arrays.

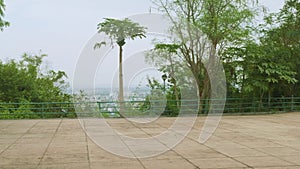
[[0, 0, 9, 31], [222, 41, 297, 104], [262, 0, 300, 96], [147, 44, 183, 109], [0, 53, 71, 118], [142, 77, 181, 116], [151, 0, 258, 113], [216, 0, 300, 112], [0, 53, 70, 103], [94, 18, 146, 116]]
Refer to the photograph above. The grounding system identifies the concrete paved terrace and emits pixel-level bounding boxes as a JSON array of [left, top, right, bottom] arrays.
[[0, 112, 300, 169]]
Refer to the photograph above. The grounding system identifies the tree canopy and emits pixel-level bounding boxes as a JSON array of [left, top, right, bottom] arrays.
[[0, 0, 9, 31], [95, 18, 146, 48], [146, 0, 300, 114], [0, 53, 70, 103]]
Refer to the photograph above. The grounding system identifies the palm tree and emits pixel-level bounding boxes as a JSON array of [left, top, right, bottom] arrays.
[[94, 18, 146, 117]]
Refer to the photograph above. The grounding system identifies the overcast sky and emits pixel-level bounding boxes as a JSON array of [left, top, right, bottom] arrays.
[[0, 0, 285, 87]]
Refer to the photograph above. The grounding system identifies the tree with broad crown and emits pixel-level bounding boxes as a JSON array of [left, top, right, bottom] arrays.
[[94, 18, 146, 117], [151, 0, 259, 113]]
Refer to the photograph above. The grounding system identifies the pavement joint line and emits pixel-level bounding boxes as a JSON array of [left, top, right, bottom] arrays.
[[127, 119, 201, 169], [84, 129, 92, 169], [1, 113, 300, 168], [105, 118, 194, 168], [263, 132, 300, 152], [37, 118, 63, 167], [140, 120, 203, 168], [244, 143, 300, 166], [149, 120, 206, 168], [0, 120, 40, 155], [80, 118, 147, 169], [186, 135, 254, 168], [219, 118, 300, 166], [81, 118, 92, 169], [108, 120, 147, 169], [153, 118, 254, 169], [220, 131, 297, 165], [186, 140, 251, 168], [219, 124, 300, 167]]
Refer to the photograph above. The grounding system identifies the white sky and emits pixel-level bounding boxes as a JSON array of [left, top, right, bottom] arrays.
[[0, 0, 285, 87]]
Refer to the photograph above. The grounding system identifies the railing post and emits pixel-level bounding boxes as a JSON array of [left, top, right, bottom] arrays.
[[291, 95, 294, 111], [98, 102, 101, 117], [268, 97, 271, 112], [281, 96, 285, 111], [42, 103, 45, 119]]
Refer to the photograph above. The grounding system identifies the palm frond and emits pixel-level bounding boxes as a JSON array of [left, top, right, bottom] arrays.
[[93, 41, 107, 50]]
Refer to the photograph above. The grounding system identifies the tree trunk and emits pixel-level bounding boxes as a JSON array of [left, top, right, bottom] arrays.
[[174, 81, 180, 108], [268, 85, 271, 111], [168, 55, 180, 109], [118, 45, 125, 117], [201, 69, 210, 114], [198, 86, 204, 114], [195, 72, 204, 114], [201, 43, 217, 114]]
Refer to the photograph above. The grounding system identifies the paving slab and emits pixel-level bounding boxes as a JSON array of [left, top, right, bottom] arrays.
[[189, 157, 248, 168], [0, 112, 299, 169]]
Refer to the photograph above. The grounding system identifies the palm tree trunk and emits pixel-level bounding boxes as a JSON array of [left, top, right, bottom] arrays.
[[119, 45, 125, 117]]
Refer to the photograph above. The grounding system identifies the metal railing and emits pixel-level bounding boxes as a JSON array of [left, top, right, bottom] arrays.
[[1, 97, 300, 119], [222, 96, 300, 114], [0, 102, 76, 119]]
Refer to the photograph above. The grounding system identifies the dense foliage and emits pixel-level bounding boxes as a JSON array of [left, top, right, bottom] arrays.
[[148, 0, 300, 114], [224, 0, 300, 99], [0, 53, 73, 118], [0, 53, 70, 103]]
